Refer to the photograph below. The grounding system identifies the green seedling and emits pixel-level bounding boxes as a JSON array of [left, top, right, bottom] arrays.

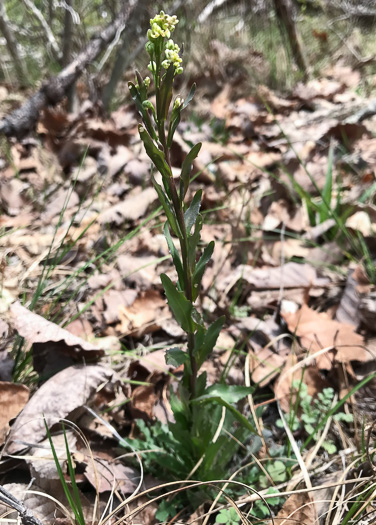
[[277, 382, 353, 453]]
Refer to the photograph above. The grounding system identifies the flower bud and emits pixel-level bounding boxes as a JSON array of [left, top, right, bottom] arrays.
[[142, 100, 154, 110]]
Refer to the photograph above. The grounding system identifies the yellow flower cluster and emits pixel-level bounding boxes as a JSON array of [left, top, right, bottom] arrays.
[[147, 11, 178, 41], [162, 39, 183, 74]]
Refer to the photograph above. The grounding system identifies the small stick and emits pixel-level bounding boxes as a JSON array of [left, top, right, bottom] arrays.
[[0, 485, 44, 525]]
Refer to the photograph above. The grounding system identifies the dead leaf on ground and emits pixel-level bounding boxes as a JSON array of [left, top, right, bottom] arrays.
[[5, 364, 115, 454], [41, 187, 79, 223], [0, 382, 29, 445], [84, 456, 138, 494], [11, 301, 104, 376], [273, 491, 317, 525], [219, 262, 328, 293], [118, 289, 167, 336], [99, 186, 156, 225], [117, 253, 159, 289], [282, 304, 366, 369]]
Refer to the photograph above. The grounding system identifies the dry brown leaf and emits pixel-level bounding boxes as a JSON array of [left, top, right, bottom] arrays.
[[274, 491, 317, 525], [41, 187, 79, 222], [99, 186, 156, 225], [117, 253, 159, 289], [131, 384, 158, 419], [0, 179, 29, 216], [84, 456, 138, 494], [282, 304, 366, 369], [220, 262, 327, 293], [5, 364, 115, 454], [250, 346, 287, 386], [118, 289, 167, 336], [0, 382, 29, 444], [11, 302, 104, 376]]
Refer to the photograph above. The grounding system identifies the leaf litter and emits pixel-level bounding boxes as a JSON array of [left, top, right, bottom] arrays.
[[1, 47, 376, 525]]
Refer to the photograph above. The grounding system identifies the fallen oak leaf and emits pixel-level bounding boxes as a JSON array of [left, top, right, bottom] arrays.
[[282, 304, 366, 370]]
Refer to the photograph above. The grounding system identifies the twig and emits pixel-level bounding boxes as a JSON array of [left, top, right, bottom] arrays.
[[0, 485, 44, 525]]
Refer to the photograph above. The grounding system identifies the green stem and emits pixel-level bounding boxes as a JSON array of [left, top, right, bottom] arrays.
[[155, 89, 197, 399]]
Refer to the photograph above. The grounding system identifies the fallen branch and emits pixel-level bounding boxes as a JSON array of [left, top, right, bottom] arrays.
[[0, 4, 134, 139]]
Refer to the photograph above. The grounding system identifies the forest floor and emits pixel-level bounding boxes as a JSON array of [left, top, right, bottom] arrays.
[[1, 56, 376, 525]]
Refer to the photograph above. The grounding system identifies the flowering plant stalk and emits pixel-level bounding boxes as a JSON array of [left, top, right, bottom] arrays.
[[129, 12, 255, 438]]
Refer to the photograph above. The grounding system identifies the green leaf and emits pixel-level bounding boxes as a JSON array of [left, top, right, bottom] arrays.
[[165, 347, 188, 367], [184, 189, 202, 234], [192, 240, 214, 300], [161, 273, 196, 333], [139, 125, 171, 180], [182, 83, 196, 110], [196, 371, 207, 396], [196, 316, 225, 368], [322, 440, 337, 454], [188, 214, 202, 271], [192, 395, 257, 434], [151, 174, 180, 237], [180, 143, 202, 200], [203, 384, 254, 404], [163, 222, 184, 290], [267, 460, 287, 483], [167, 100, 182, 148], [128, 82, 157, 140], [155, 500, 176, 522], [158, 63, 174, 121]]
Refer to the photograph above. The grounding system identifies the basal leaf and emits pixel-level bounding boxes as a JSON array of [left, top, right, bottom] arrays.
[[192, 240, 214, 300], [165, 347, 188, 367], [161, 274, 196, 333], [184, 189, 202, 234], [180, 143, 202, 200], [196, 316, 225, 368], [163, 222, 184, 290]]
